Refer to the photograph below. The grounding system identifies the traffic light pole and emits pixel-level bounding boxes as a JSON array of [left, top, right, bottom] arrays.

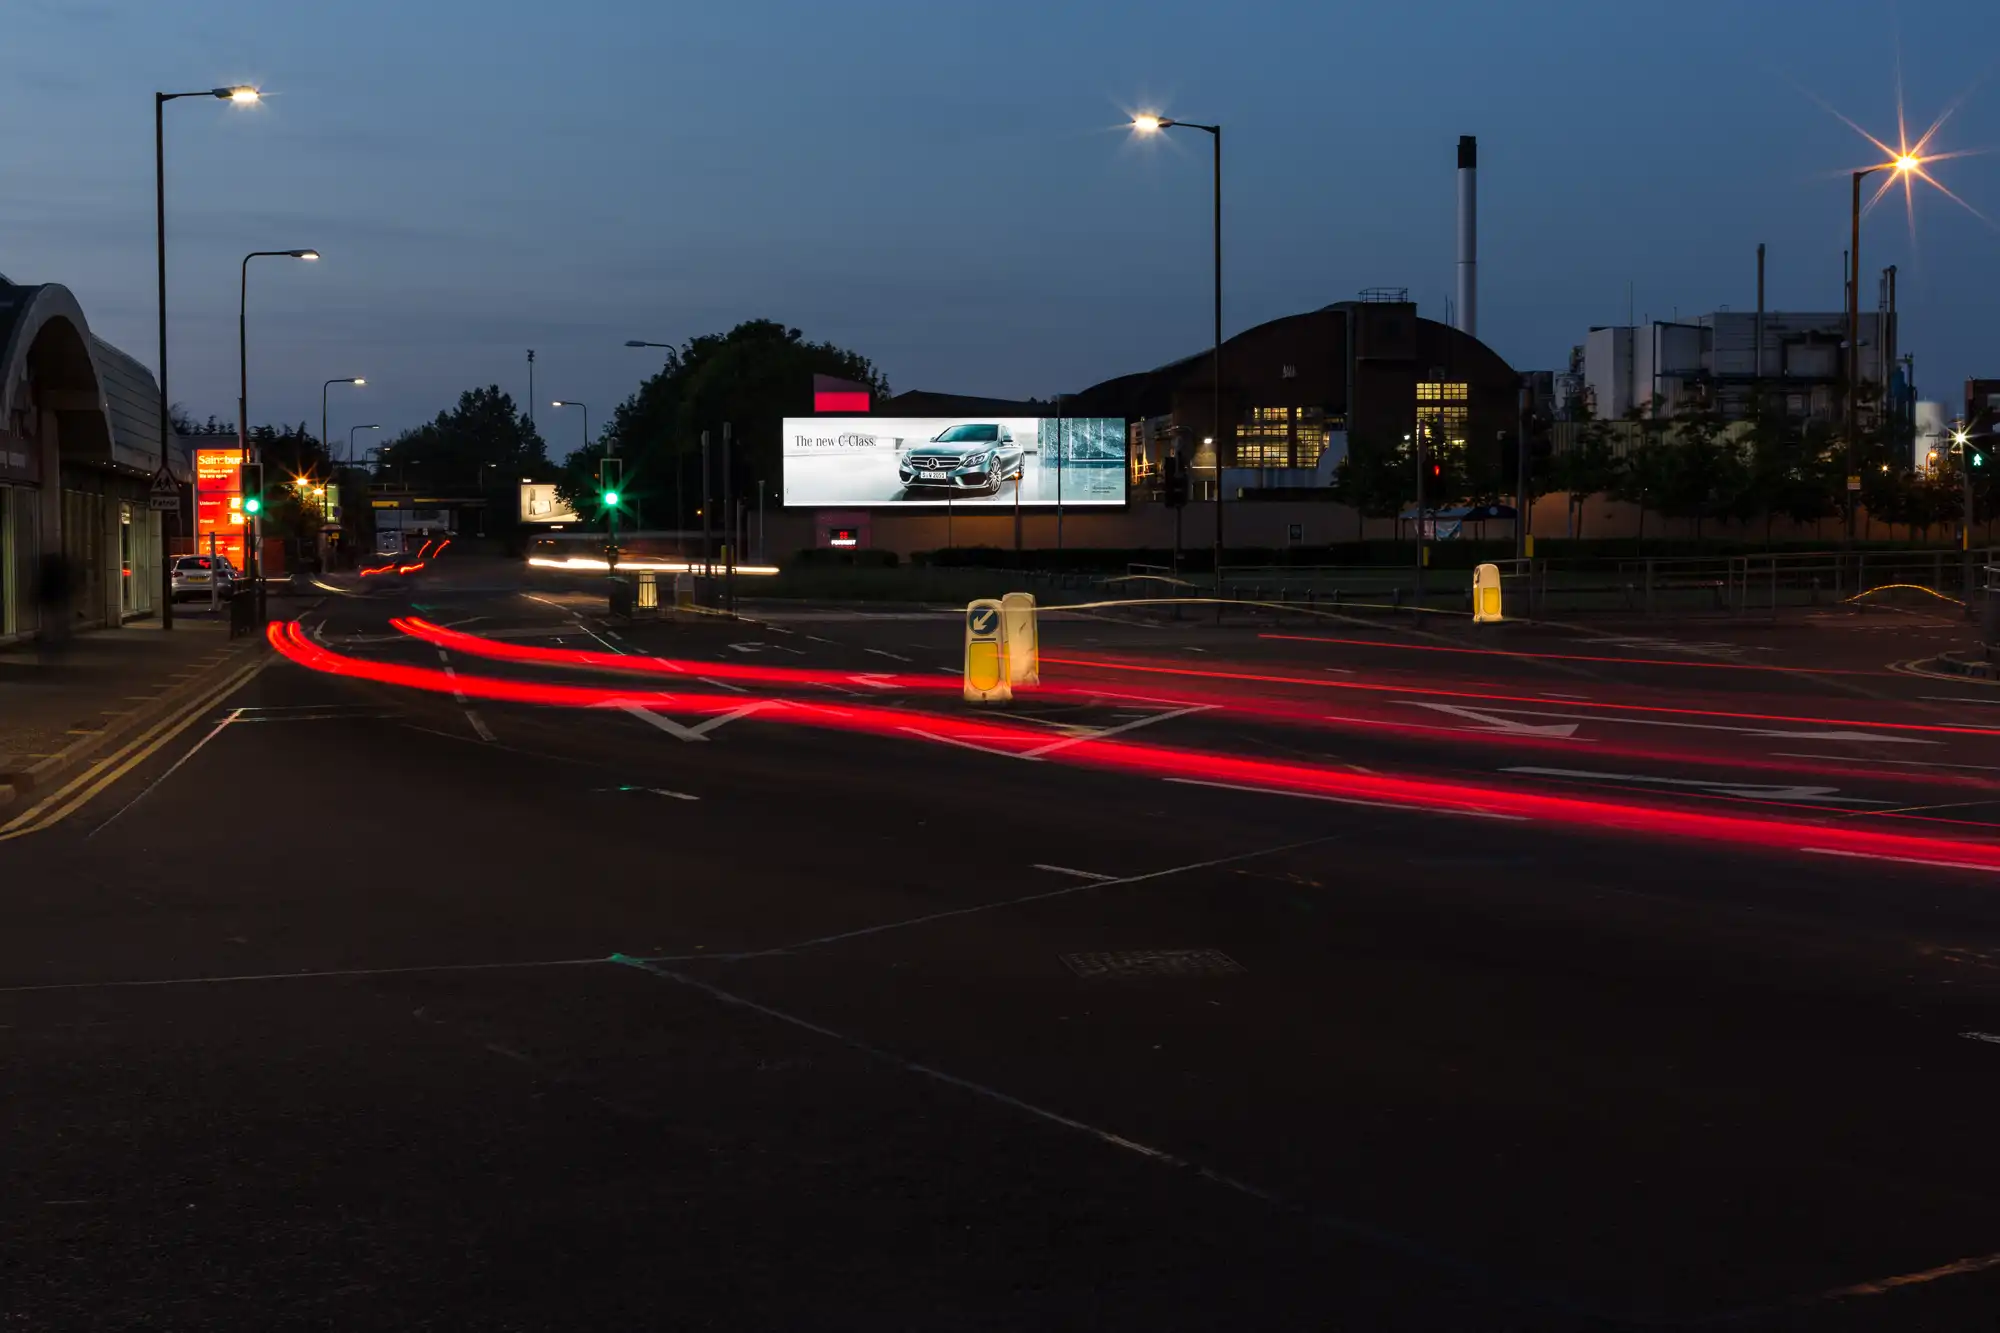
[[1515, 386, 1531, 560]]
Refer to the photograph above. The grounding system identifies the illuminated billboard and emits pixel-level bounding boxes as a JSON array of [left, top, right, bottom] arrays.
[[781, 417, 1126, 508], [193, 447, 246, 570]]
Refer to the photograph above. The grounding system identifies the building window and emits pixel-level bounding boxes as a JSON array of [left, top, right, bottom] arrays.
[[1296, 407, 1329, 463], [1237, 406, 1292, 467], [1416, 382, 1469, 449]]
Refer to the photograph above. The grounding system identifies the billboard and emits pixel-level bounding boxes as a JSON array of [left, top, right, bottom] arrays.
[[782, 416, 1126, 508], [519, 482, 579, 524]]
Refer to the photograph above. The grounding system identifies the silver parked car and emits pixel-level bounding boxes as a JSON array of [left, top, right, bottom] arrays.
[[170, 554, 238, 602]]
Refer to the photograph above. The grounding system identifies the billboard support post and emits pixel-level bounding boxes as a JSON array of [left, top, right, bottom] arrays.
[[779, 416, 1125, 513]]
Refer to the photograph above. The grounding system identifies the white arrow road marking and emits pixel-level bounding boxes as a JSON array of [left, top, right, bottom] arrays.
[[1397, 700, 1939, 745], [848, 674, 901, 690], [1021, 705, 1216, 759], [1962, 1032, 2000, 1045], [616, 700, 780, 741], [1404, 703, 1582, 738], [1500, 766, 1889, 804]]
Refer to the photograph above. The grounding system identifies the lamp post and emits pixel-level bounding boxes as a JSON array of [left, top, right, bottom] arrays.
[[240, 248, 319, 621], [348, 423, 379, 466], [155, 83, 260, 630], [323, 376, 364, 468], [551, 400, 589, 455], [1133, 113, 1223, 598], [1846, 154, 1919, 543]]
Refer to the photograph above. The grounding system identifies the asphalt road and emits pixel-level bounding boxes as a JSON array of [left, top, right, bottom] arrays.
[[8, 557, 2000, 1330]]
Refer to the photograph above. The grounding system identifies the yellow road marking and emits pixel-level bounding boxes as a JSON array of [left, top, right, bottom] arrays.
[[0, 657, 267, 842]]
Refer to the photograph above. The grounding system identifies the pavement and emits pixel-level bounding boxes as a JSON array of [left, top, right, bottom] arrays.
[[7, 554, 2000, 1329]]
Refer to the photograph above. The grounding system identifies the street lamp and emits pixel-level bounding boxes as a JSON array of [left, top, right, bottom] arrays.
[[323, 376, 365, 467], [240, 248, 320, 622], [1846, 153, 1920, 542], [1132, 112, 1224, 597], [551, 400, 589, 454], [155, 83, 259, 630], [350, 423, 380, 465]]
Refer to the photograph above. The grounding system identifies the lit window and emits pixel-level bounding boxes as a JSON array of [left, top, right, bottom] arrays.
[[1237, 406, 1292, 467]]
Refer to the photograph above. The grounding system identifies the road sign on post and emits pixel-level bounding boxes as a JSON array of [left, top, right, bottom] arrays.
[[148, 466, 180, 513], [1472, 562, 1504, 624], [963, 598, 1011, 703], [1001, 591, 1039, 686]]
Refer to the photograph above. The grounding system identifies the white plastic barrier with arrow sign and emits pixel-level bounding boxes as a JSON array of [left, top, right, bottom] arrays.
[[964, 599, 1011, 703], [1002, 591, 1039, 686]]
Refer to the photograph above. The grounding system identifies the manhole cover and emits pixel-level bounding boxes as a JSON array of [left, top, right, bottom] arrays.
[[1061, 949, 1245, 980]]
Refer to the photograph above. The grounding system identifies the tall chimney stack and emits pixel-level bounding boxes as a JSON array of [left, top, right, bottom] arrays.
[[1456, 135, 1478, 340]]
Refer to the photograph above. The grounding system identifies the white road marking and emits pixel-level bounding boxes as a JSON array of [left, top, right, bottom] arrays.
[[1166, 777, 1527, 821], [1800, 848, 2000, 874], [661, 835, 1340, 962], [87, 707, 246, 837], [0, 956, 609, 995], [1033, 864, 1118, 881], [1406, 702, 1581, 739], [807, 635, 835, 644], [698, 676, 750, 694], [613, 956, 1291, 1213], [1501, 766, 1885, 805], [1961, 1032, 2000, 1045], [620, 701, 779, 741], [898, 726, 1040, 760], [847, 673, 901, 691], [1022, 705, 1215, 759], [1397, 700, 1939, 745], [728, 642, 765, 654], [1921, 696, 2000, 705], [465, 710, 496, 742], [865, 648, 913, 663], [1771, 753, 2000, 775]]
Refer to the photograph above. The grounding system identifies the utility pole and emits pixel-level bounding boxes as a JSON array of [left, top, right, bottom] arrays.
[[722, 422, 735, 613], [1515, 385, 1531, 559], [526, 350, 535, 429]]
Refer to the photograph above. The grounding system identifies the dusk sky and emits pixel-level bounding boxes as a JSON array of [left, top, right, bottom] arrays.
[[5, 0, 1995, 457]]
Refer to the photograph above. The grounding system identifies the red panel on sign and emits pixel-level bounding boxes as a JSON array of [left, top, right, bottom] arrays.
[[814, 391, 870, 413]]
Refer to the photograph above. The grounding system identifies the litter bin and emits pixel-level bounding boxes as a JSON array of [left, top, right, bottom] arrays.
[[637, 570, 659, 611]]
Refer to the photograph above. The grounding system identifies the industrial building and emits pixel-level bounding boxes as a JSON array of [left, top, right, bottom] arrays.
[[1578, 309, 1897, 423], [1, 275, 174, 641]]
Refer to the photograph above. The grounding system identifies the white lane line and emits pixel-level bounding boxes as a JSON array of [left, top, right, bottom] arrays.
[[1922, 696, 2000, 705], [1396, 700, 1942, 746], [1542, 692, 1591, 700], [898, 726, 1041, 760], [0, 955, 609, 995], [1022, 705, 1215, 759], [1800, 847, 2000, 874], [1166, 777, 1529, 822], [698, 676, 750, 694], [1771, 753, 2000, 775], [612, 955, 1290, 1208], [86, 707, 246, 837], [936, 666, 960, 675], [465, 710, 496, 743], [1033, 864, 1118, 882], [650, 656, 687, 673], [1500, 766, 1885, 805], [655, 835, 1339, 963], [1960, 1032, 2000, 1045], [807, 635, 835, 644], [865, 648, 912, 663]]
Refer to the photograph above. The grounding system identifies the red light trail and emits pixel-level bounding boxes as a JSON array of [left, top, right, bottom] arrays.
[[269, 621, 2000, 874]]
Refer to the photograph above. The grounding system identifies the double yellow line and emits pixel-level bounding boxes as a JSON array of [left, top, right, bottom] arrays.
[[0, 656, 269, 843]]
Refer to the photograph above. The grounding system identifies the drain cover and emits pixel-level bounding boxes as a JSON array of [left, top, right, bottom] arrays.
[[1061, 949, 1244, 980]]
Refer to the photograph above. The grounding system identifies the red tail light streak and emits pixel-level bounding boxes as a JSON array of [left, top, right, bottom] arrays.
[[270, 621, 2000, 875]]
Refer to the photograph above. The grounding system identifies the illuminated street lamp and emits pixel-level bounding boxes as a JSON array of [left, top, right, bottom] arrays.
[[323, 376, 365, 467], [350, 423, 380, 464], [240, 248, 320, 622], [1846, 153, 1920, 542], [551, 399, 589, 454], [1132, 111, 1224, 598], [154, 82, 259, 629]]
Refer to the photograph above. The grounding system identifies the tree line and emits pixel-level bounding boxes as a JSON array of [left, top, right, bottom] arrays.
[[1331, 391, 1991, 543]]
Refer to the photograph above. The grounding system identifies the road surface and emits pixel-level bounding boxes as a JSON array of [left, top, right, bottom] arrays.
[[6, 559, 2000, 1329]]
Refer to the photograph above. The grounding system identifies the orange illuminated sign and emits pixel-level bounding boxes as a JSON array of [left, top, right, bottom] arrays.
[[194, 447, 245, 570]]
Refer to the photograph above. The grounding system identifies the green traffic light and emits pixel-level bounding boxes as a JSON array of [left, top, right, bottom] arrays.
[[1975, 452, 1986, 468], [603, 490, 621, 506], [243, 496, 262, 515]]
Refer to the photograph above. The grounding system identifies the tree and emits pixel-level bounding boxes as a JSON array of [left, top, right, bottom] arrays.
[[562, 320, 889, 533], [380, 387, 547, 539], [1656, 402, 1745, 540], [1550, 411, 1619, 538], [1333, 432, 1415, 539]]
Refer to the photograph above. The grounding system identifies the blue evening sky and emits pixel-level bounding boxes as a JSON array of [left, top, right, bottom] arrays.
[[4, 0, 1995, 454]]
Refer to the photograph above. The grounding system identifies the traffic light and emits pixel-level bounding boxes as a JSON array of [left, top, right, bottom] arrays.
[[242, 494, 261, 516], [1162, 455, 1188, 508], [599, 456, 624, 508], [242, 462, 265, 516], [1976, 450, 1986, 469]]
